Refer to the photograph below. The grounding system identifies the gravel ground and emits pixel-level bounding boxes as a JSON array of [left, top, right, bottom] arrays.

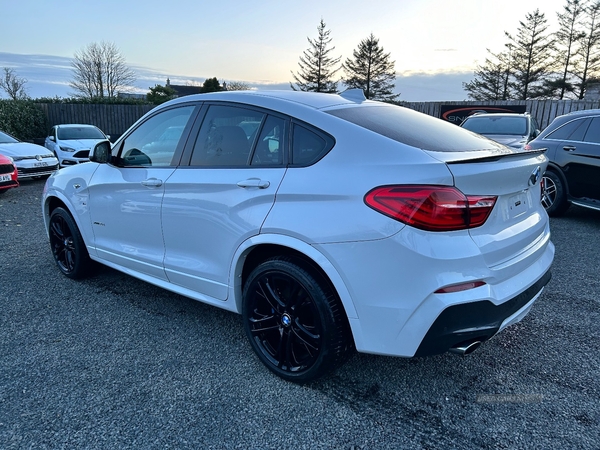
[[1, 178, 599, 450]]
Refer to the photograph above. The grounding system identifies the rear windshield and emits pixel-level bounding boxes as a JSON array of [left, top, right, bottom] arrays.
[[461, 116, 528, 136], [326, 105, 499, 152], [58, 126, 105, 140]]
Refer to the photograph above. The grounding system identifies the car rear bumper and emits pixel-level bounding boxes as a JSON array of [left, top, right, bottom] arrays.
[[413, 268, 551, 356], [319, 222, 555, 358]]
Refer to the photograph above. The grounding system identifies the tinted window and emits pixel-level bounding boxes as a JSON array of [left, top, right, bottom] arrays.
[[190, 105, 266, 166], [547, 118, 590, 141], [327, 105, 503, 152], [117, 106, 195, 167], [461, 116, 527, 135], [251, 116, 285, 166], [583, 117, 600, 144], [292, 124, 331, 165]]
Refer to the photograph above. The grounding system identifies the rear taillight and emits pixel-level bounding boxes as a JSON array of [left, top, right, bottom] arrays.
[[364, 185, 497, 232]]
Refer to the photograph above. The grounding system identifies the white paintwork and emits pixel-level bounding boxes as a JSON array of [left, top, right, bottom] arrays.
[[42, 90, 555, 358]]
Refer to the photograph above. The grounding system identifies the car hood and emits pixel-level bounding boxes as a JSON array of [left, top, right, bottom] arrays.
[[57, 139, 104, 149], [0, 142, 54, 157], [483, 134, 528, 149]]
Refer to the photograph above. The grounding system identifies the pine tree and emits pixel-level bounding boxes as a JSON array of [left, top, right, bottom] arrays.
[[290, 19, 341, 93], [464, 48, 514, 100], [342, 33, 399, 101], [506, 9, 555, 99], [573, 0, 600, 98], [553, 0, 587, 99]]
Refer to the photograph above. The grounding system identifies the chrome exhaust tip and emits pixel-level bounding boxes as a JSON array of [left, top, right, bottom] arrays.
[[449, 340, 482, 356]]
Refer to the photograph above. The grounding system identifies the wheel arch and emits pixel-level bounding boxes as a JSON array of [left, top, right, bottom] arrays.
[[230, 235, 358, 322]]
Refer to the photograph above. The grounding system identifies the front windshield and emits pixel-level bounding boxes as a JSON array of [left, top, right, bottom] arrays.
[[462, 116, 528, 136], [58, 126, 105, 140], [0, 130, 19, 144]]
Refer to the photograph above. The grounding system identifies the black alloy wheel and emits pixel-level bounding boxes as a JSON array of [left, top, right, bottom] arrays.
[[49, 207, 91, 279], [541, 170, 569, 216], [242, 257, 352, 383]]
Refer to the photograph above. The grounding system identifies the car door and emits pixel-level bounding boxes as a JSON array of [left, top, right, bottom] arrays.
[[554, 116, 600, 202], [161, 104, 287, 300], [88, 104, 198, 280]]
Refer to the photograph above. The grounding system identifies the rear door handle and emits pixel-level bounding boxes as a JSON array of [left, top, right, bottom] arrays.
[[237, 178, 270, 189], [141, 178, 163, 187], [563, 146, 576, 152]]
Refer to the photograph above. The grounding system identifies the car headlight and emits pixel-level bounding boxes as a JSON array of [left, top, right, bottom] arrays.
[[59, 146, 76, 152]]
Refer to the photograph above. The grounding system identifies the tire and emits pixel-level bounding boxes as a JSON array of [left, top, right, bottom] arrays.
[[542, 170, 570, 217], [48, 207, 92, 279], [242, 257, 353, 383]]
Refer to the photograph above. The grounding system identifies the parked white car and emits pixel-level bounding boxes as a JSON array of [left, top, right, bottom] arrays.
[[44, 124, 109, 168], [42, 90, 554, 383], [0, 130, 59, 179]]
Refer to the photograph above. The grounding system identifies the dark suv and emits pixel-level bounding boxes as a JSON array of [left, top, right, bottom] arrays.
[[526, 109, 600, 216], [460, 112, 541, 150]]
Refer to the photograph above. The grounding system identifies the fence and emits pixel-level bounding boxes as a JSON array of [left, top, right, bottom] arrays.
[[402, 99, 600, 130], [35, 99, 600, 141], [37, 103, 155, 141]]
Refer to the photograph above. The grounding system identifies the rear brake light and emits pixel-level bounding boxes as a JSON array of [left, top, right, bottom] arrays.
[[364, 185, 497, 231]]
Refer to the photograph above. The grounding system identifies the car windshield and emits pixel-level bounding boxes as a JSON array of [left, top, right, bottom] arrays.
[[0, 130, 19, 144], [462, 116, 528, 136], [58, 126, 105, 140]]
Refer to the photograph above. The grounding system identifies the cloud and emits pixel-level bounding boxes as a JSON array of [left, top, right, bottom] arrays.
[[0, 52, 472, 102]]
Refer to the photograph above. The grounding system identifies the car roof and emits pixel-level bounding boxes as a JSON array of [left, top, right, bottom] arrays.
[[56, 124, 100, 128], [162, 89, 375, 112], [564, 108, 600, 117]]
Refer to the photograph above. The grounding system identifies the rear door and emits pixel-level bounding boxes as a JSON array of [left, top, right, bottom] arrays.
[[161, 104, 287, 300]]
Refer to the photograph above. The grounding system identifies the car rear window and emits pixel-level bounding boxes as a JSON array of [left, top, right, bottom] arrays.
[[326, 105, 498, 152]]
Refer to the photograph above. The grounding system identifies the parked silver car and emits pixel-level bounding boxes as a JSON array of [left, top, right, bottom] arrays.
[[460, 112, 541, 150], [0, 130, 59, 179]]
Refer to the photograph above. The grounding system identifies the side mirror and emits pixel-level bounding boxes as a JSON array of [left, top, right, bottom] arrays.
[[90, 140, 112, 164], [48, 136, 55, 142]]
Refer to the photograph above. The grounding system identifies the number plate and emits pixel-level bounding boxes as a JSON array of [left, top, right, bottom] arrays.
[[508, 191, 528, 218], [34, 162, 48, 167], [0, 174, 12, 182]]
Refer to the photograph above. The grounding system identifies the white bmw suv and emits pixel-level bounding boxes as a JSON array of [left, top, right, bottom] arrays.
[[42, 90, 554, 382]]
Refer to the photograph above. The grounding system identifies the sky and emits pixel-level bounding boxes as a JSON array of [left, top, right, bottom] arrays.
[[1, 0, 568, 101]]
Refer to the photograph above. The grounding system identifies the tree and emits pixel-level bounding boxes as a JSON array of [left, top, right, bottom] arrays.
[[505, 9, 555, 99], [147, 84, 177, 104], [0, 68, 28, 100], [70, 41, 136, 99], [464, 48, 515, 100], [290, 19, 341, 93], [342, 33, 399, 101], [573, 0, 600, 98], [200, 77, 223, 93], [225, 81, 250, 91], [553, 0, 587, 99]]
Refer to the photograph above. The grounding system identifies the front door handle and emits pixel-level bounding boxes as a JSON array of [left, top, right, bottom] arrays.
[[237, 178, 270, 189], [141, 178, 163, 187], [563, 146, 576, 152]]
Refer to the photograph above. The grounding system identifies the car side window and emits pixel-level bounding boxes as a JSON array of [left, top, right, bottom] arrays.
[[116, 106, 195, 167], [547, 118, 590, 141], [251, 116, 285, 166], [291, 123, 333, 166], [190, 105, 266, 166], [583, 117, 600, 144]]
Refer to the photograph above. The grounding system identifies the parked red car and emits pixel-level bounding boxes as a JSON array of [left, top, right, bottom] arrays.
[[0, 154, 19, 194]]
